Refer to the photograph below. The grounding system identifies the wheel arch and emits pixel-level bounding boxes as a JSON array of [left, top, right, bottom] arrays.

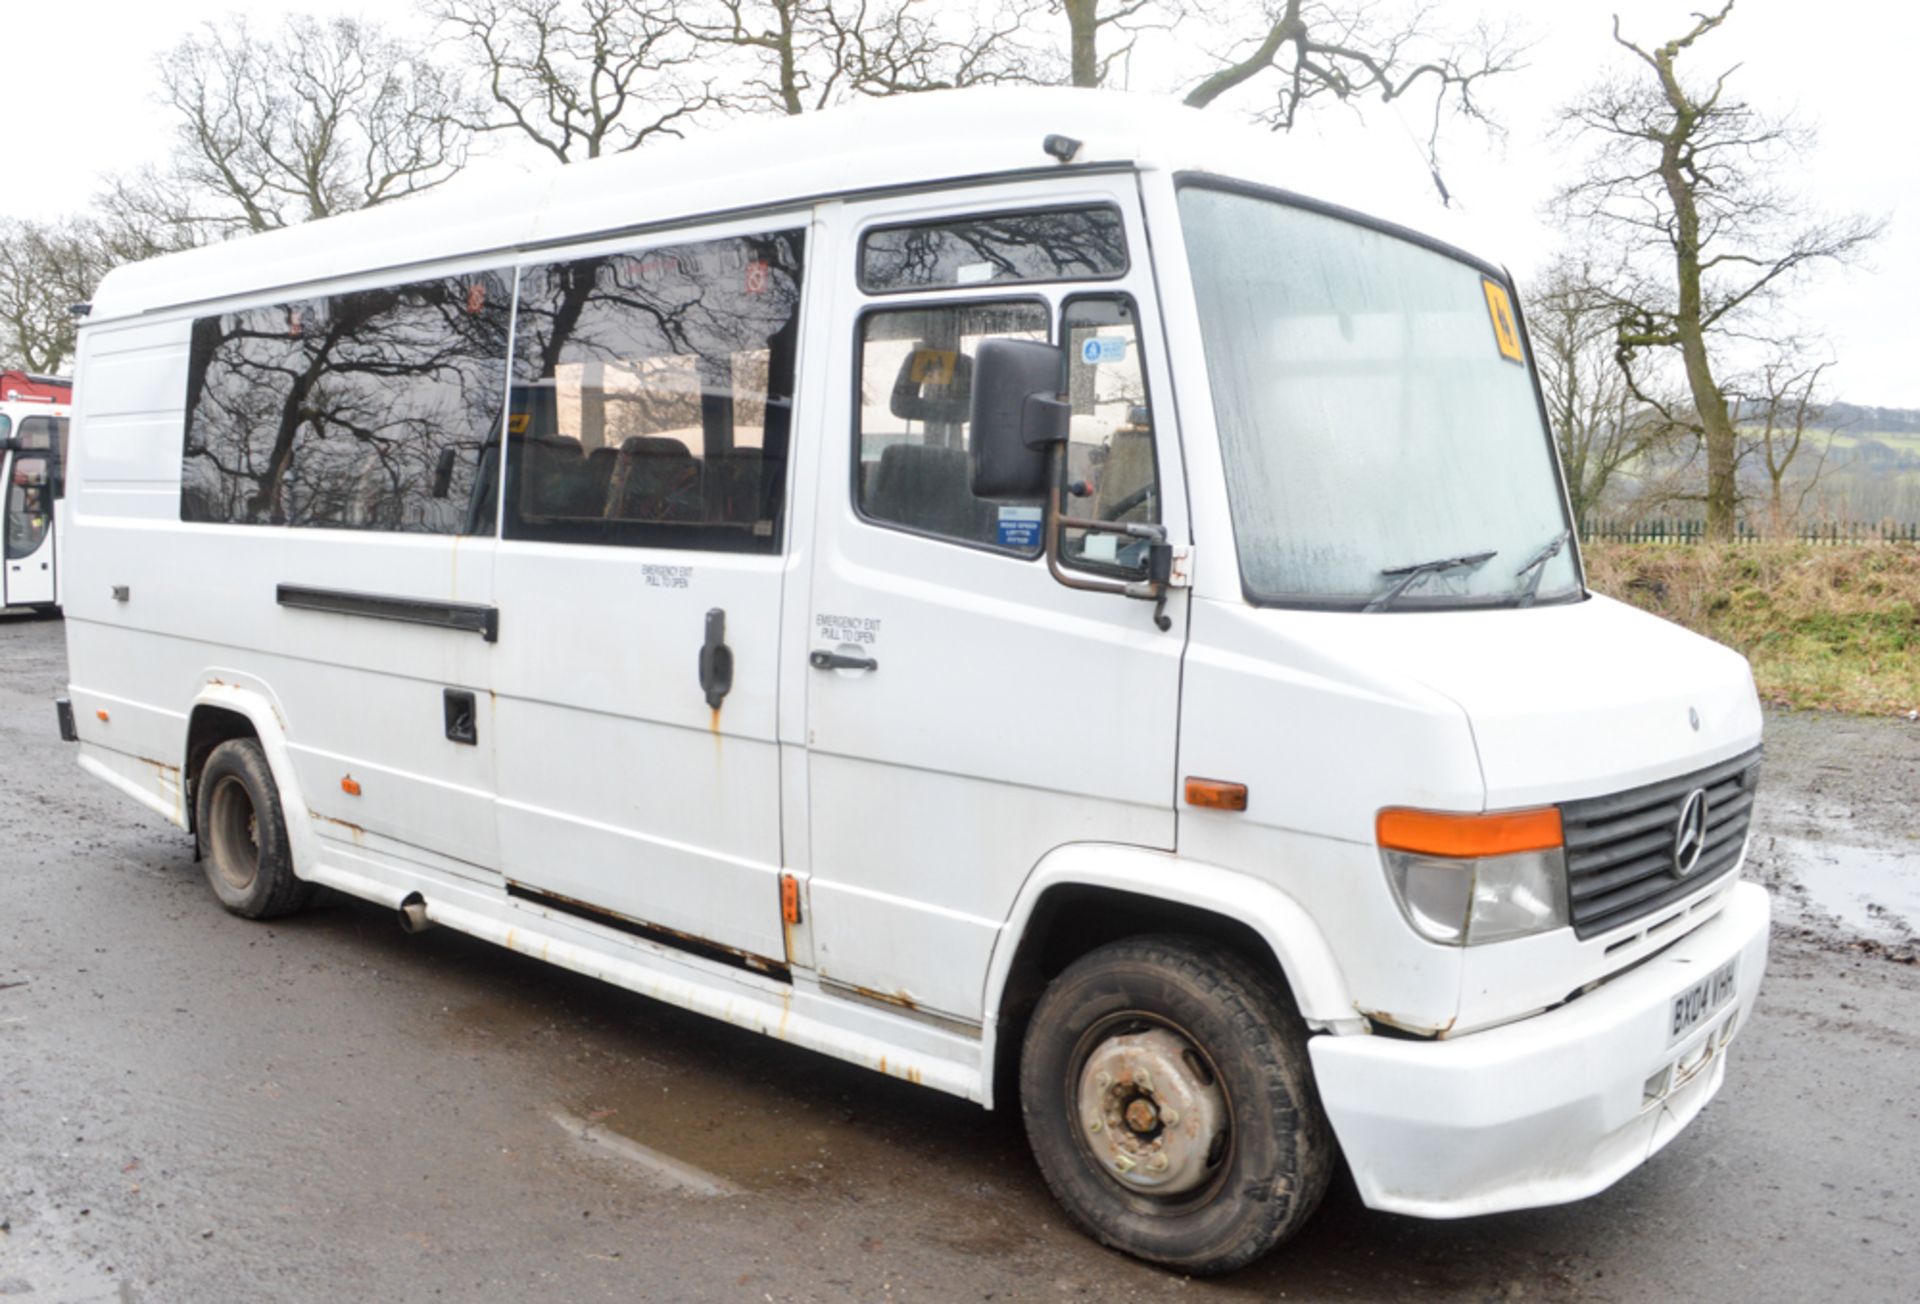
[[981, 845, 1358, 1109], [184, 679, 321, 882]]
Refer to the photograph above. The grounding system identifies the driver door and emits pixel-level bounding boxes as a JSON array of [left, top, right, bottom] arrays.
[[793, 183, 1189, 1025]]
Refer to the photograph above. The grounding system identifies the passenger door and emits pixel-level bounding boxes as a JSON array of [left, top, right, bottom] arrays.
[[489, 219, 809, 968], [4, 420, 58, 607], [796, 186, 1188, 1023]]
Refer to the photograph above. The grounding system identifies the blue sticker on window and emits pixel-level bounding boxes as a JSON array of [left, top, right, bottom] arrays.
[[997, 504, 1043, 549], [1080, 336, 1127, 365]]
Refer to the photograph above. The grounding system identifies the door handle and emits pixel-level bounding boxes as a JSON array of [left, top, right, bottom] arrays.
[[699, 608, 734, 709], [809, 649, 878, 673]]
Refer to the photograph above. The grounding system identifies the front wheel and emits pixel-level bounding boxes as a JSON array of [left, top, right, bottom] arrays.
[[1019, 935, 1332, 1275]]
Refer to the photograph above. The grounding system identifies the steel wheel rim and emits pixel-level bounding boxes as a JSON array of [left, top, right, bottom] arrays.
[[207, 774, 261, 892], [1065, 1011, 1234, 1210]]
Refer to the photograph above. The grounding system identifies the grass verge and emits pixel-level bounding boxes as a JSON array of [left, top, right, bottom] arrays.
[[1583, 541, 1920, 716]]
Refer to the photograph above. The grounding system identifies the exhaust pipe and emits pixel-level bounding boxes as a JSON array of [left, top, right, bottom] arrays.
[[399, 894, 432, 934]]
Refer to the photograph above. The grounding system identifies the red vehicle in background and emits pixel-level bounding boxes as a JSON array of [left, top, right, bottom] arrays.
[[2, 369, 71, 611]]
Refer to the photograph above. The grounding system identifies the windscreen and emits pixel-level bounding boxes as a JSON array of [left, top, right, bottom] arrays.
[[1179, 185, 1579, 609]]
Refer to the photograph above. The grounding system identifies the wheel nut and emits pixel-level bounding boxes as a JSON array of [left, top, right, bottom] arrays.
[[1113, 1155, 1136, 1173], [1149, 1154, 1169, 1173], [1159, 1106, 1180, 1127], [1088, 1118, 1103, 1134], [1135, 1068, 1152, 1092], [1096, 1072, 1112, 1091]]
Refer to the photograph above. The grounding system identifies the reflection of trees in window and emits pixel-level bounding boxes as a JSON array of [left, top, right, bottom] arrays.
[[182, 272, 511, 532], [860, 207, 1127, 292], [506, 230, 805, 551]]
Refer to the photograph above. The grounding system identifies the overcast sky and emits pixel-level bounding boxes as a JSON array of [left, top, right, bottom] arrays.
[[6, 1, 1913, 405]]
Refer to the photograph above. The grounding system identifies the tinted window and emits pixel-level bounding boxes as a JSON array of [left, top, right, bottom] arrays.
[[855, 300, 1049, 552], [504, 230, 804, 552], [182, 273, 511, 532], [859, 207, 1127, 293]]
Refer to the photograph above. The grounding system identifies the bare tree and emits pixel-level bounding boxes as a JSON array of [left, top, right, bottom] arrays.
[[132, 14, 470, 242], [1526, 253, 1673, 530], [0, 219, 116, 374], [430, 0, 713, 162], [1732, 355, 1836, 534], [1180, 1, 1525, 160], [679, 1, 1042, 116], [1553, 1, 1879, 539], [1059, 1, 1169, 88]]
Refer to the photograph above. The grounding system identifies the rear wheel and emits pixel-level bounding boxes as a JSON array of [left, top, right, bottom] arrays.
[[195, 738, 313, 919], [1019, 935, 1332, 1275]]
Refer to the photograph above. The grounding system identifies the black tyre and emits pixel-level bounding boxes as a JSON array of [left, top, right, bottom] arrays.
[[195, 737, 313, 919], [1019, 935, 1333, 1275]]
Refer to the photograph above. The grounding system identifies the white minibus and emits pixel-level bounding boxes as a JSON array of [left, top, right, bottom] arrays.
[[57, 90, 1768, 1273]]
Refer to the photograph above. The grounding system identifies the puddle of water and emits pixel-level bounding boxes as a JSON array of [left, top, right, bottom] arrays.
[[1766, 834, 1920, 940]]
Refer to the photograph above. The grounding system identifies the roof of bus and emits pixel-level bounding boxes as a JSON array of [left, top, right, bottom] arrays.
[[86, 87, 1507, 323]]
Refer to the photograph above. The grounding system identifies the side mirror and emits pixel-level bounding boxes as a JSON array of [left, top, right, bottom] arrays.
[[968, 338, 1067, 499], [430, 445, 459, 499]]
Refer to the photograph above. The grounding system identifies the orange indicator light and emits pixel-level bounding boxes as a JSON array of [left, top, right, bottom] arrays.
[[1184, 778, 1248, 811], [1376, 806, 1563, 857]]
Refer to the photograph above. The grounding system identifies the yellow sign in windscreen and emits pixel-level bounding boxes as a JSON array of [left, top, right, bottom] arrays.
[[1482, 279, 1524, 363]]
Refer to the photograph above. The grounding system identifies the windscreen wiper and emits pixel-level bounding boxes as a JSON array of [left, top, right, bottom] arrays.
[[1510, 530, 1572, 608], [1364, 549, 1497, 613]]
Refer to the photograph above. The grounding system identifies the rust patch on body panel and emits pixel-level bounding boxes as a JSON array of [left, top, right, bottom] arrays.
[[848, 982, 920, 1013], [506, 880, 791, 983], [311, 810, 367, 846], [1357, 1006, 1455, 1039]]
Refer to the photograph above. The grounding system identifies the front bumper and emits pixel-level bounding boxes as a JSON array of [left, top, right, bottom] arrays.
[[1309, 880, 1771, 1219]]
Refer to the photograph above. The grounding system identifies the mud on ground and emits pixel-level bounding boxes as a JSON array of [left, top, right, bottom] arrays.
[[3, 611, 1917, 1302]]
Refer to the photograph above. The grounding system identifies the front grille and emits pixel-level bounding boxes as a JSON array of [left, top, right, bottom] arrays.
[[1560, 748, 1762, 940]]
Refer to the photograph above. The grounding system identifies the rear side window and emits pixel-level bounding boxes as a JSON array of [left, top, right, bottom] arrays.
[[859, 207, 1127, 293], [854, 300, 1050, 552], [503, 229, 805, 552], [181, 273, 512, 532]]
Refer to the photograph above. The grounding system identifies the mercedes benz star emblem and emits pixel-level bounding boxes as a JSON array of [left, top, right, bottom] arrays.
[[1672, 787, 1710, 877]]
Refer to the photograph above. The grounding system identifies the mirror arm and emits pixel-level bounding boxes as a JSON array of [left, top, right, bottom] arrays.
[[1040, 445, 1174, 630]]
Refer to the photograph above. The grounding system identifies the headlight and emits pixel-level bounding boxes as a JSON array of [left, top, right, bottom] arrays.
[[1377, 808, 1569, 946]]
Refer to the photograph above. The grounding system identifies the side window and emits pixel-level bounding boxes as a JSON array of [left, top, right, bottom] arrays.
[[859, 206, 1127, 293], [504, 229, 804, 552], [181, 273, 512, 532], [6, 454, 51, 558], [1061, 296, 1160, 573], [855, 300, 1050, 552]]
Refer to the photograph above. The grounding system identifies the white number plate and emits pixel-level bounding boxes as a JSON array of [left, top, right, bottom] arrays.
[[1668, 957, 1738, 1045]]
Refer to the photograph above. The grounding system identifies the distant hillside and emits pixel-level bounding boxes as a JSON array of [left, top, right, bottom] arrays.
[[1728, 400, 1920, 435], [1820, 402, 1920, 434]]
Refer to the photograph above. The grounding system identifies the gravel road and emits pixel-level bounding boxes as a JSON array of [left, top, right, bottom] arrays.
[[2, 611, 1915, 1301]]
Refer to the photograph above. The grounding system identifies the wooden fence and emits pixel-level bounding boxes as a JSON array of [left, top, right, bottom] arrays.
[[1583, 518, 1920, 544]]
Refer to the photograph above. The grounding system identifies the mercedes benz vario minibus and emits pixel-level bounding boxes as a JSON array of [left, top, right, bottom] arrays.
[[57, 89, 1768, 1274]]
